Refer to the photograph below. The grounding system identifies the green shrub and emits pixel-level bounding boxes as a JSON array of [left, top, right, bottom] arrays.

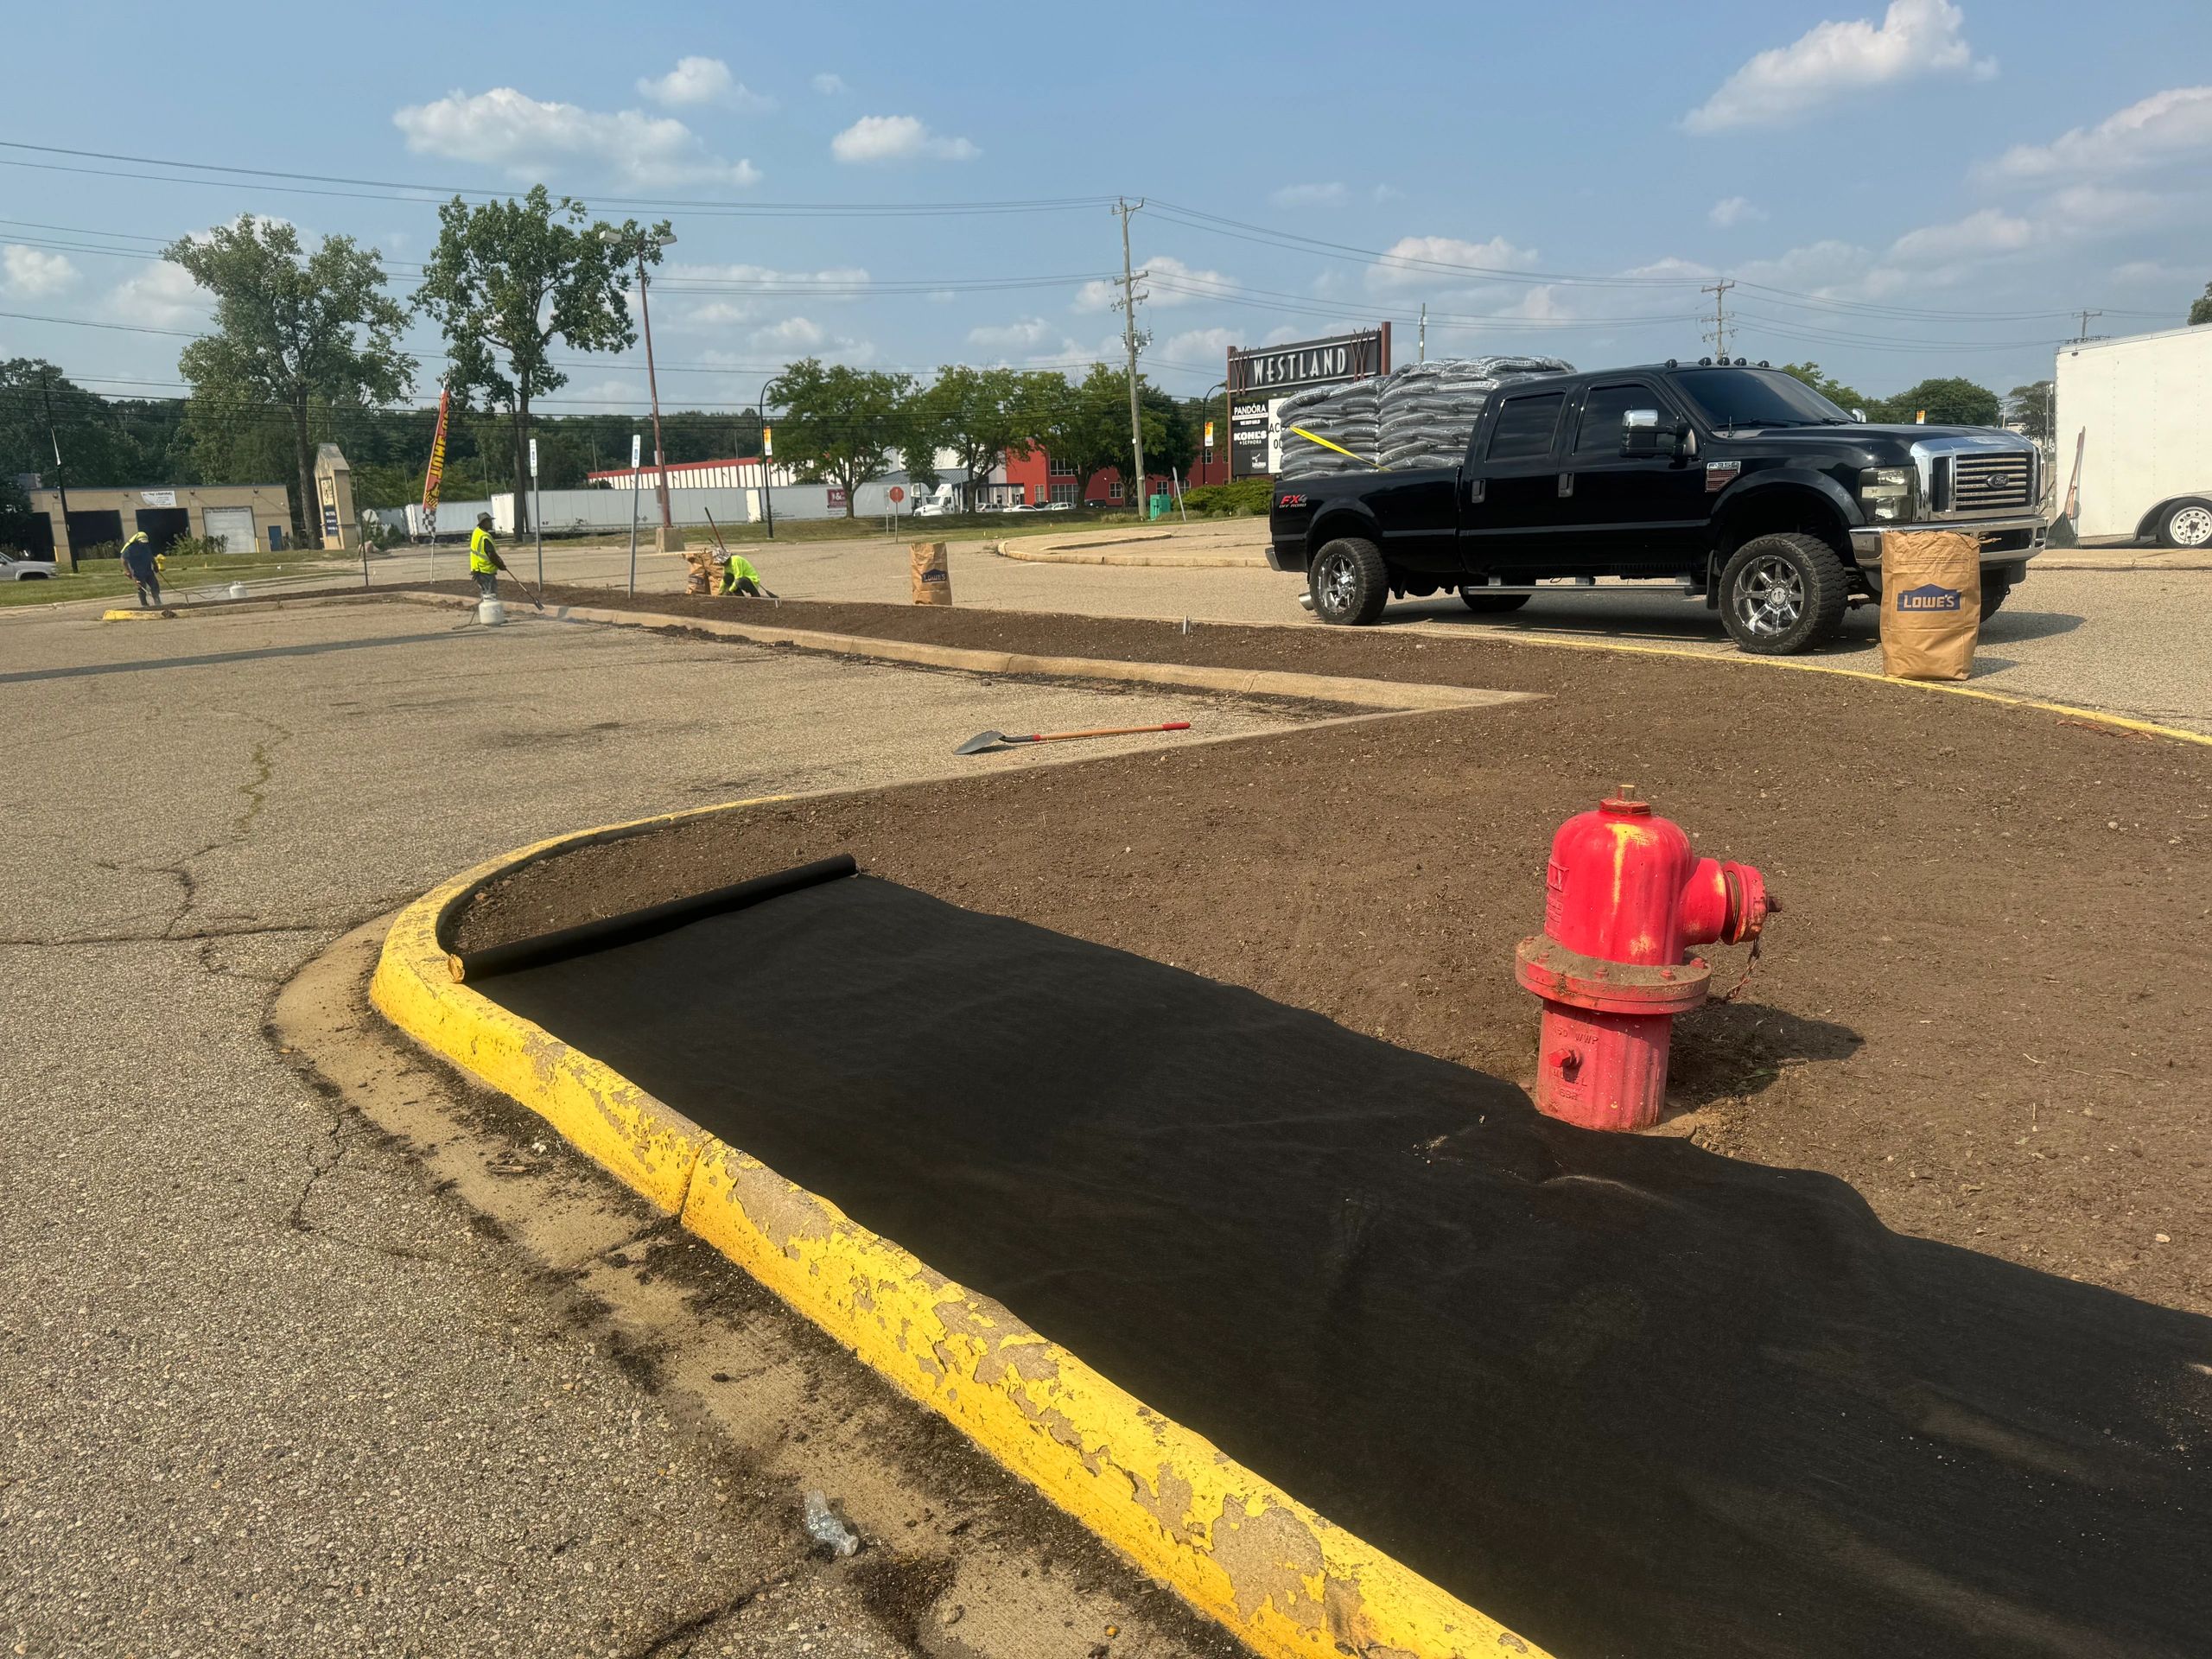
[[1182, 477, 1274, 517]]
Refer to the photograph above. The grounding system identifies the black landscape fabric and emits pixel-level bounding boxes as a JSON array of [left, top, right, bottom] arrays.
[[482, 873, 2212, 1659]]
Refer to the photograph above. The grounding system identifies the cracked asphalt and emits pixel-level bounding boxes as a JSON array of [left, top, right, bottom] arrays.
[[0, 598, 1294, 1658]]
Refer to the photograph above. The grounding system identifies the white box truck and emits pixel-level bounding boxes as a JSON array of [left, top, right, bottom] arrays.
[[2051, 324, 2212, 549]]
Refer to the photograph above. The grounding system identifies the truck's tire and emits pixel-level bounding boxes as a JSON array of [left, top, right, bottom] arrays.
[[2156, 499, 2212, 550], [1308, 537, 1389, 626], [1719, 532, 1850, 655], [1459, 588, 1530, 613]]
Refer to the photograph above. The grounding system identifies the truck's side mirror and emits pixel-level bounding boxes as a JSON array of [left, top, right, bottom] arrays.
[[1851, 408, 1866, 423], [1621, 409, 1663, 459]]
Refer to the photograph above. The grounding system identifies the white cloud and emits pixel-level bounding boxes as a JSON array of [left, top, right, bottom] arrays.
[[830, 114, 978, 163], [683, 300, 758, 327], [968, 317, 1054, 350], [1684, 0, 1993, 134], [106, 262, 207, 329], [1074, 253, 1236, 312], [392, 87, 760, 186], [663, 260, 870, 294], [2, 245, 80, 299], [753, 316, 826, 350], [1363, 234, 1540, 292], [811, 73, 847, 95], [1160, 327, 1241, 365], [1270, 181, 1347, 209], [1885, 206, 2035, 268], [1372, 184, 1403, 205], [1262, 324, 1304, 346], [636, 56, 772, 112], [1981, 86, 2212, 181], [1708, 196, 1767, 228]]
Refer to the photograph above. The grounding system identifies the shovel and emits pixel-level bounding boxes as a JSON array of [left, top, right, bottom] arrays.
[[957, 721, 1191, 756]]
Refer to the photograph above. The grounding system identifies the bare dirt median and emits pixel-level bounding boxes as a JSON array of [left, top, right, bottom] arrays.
[[436, 583, 2212, 1319]]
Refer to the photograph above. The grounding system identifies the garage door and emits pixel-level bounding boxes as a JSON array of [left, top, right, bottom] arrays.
[[202, 506, 255, 553]]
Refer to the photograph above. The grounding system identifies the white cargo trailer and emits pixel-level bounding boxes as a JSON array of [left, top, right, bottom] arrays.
[[2051, 324, 2212, 547]]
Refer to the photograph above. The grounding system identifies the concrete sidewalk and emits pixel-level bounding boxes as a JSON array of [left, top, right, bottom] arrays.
[[0, 601, 1285, 1659]]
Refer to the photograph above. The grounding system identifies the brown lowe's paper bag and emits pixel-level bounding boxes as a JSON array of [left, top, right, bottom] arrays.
[[910, 540, 953, 607], [1879, 531, 1980, 681]]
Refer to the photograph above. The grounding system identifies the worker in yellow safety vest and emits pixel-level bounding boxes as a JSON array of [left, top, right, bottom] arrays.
[[467, 512, 509, 599], [720, 550, 777, 598]]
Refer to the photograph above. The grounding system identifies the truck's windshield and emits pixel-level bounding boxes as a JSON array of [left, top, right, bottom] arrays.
[[1674, 369, 1852, 430]]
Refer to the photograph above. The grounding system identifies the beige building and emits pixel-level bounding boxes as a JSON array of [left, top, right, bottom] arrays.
[[23, 483, 295, 569]]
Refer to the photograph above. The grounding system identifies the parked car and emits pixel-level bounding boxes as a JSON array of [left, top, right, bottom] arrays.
[[1268, 359, 2045, 652], [912, 499, 955, 518], [0, 550, 58, 582]]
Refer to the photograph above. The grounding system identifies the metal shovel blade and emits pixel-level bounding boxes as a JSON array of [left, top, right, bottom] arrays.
[[956, 729, 1022, 755]]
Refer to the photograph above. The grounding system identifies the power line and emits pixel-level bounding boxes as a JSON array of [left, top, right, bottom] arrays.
[[1701, 280, 1735, 360]]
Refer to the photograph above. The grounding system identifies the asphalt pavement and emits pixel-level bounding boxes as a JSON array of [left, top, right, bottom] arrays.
[[307, 531, 2212, 734], [0, 600, 1292, 1658]]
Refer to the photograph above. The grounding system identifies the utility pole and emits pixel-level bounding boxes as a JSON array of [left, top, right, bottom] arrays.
[[2070, 308, 2104, 343], [1701, 280, 1735, 360], [601, 226, 678, 546], [1418, 303, 1427, 363], [40, 367, 74, 572], [1112, 198, 1148, 518]]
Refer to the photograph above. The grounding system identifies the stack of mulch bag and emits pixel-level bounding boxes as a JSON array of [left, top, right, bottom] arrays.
[[1276, 355, 1575, 477]]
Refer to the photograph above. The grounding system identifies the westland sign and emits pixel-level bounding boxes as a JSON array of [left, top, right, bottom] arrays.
[[1228, 326, 1390, 478], [1230, 330, 1389, 394]]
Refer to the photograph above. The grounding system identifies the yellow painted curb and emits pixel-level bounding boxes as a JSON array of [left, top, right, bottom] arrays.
[[372, 797, 1556, 1659], [100, 607, 178, 621]]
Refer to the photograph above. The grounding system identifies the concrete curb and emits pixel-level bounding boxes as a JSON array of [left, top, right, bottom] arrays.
[[2036, 553, 2212, 571], [999, 544, 1268, 569], [371, 802, 1554, 1659]]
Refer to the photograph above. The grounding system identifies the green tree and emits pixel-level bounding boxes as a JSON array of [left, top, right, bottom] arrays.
[[2005, 380, 2055, 442], [2190, 279, 2211, 327], [166, 215, 413, 544], [911, 365, 1050, 510], [414, 188, 659, 532], [1774, 361, 1866, 414], [1138, 383, 1196, 484], [0, 359, 145, 486], [1032, 365, 1129, 501], [765, 359, 917, 515], [1866, 377, 2000, 427]]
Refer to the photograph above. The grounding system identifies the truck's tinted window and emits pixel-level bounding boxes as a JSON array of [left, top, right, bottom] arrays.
[[1486, 391, 1566, 461], [1673, 369, 1850, 429], [1574, 385, 1653, 454]]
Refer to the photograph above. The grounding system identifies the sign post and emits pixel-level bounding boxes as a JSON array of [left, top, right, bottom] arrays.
[[761, 423, 776, 540], [529, 435, 543, 591], [888, 484, 906, 537], [626, 432, 642, 595]]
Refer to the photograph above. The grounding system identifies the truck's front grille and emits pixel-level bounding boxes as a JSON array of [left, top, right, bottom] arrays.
[[1947, 452, 2033, 513]]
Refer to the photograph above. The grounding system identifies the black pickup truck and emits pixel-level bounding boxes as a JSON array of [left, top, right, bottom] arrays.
[[1268, 360, 2045, 652]]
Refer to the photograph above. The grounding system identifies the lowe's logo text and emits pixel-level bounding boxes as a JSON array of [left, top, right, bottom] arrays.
[[1897, 582, 1962, 612]]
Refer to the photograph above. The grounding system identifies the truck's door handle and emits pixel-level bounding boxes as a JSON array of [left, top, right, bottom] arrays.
[[1558, 473, 1574, 499], [1467, 478, 1486, 505]]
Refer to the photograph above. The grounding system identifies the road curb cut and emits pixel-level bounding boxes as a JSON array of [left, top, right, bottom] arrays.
[[372, 802, 1554, 1659]]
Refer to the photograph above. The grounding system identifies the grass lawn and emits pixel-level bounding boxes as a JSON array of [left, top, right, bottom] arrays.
[[0, 551, 355, 608]]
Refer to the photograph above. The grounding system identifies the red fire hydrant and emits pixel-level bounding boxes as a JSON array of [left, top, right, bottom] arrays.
[[1515, 787, 1776, 1131]]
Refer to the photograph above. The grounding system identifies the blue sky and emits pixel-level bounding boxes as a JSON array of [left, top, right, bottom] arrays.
[[3, 0, 2209, 414]]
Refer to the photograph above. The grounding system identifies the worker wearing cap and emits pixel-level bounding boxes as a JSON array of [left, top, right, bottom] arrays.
[[467, 512, 508, 599], [720, 550, 775, 598], [120, 530, 162, 608]]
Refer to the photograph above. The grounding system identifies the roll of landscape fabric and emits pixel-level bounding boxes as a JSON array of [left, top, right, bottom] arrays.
[[1878, 530, 1981, 681]]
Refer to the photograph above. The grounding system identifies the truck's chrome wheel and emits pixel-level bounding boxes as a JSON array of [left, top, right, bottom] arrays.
[[1734, 555, 1805, 637], [1317, 550, 1358, 614], [2169, 505, 2212, 548]]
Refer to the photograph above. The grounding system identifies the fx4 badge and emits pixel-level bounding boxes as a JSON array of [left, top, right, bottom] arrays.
[[1277, 493, 1307, 508]]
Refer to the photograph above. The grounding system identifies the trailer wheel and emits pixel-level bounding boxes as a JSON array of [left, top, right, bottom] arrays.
[[2157, 499, 2212, 550], [1719, 532, 1850, 655], [1308, 537, 1389, 626], [1459, 588, 1530, 613]]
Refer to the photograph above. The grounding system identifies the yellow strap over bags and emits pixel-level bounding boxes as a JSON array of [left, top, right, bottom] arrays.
[[1879, 530, 1980, 682]]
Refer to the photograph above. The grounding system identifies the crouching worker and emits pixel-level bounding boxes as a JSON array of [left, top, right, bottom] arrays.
[[721, 550, 776, 598], [467, 512, 510, 598]]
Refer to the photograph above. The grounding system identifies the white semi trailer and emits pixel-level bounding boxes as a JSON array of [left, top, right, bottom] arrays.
[[2051, 323, 2212, 549]]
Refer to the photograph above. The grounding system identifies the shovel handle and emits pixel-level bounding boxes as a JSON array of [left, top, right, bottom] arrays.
[[1029, 721, 1191, 743]]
